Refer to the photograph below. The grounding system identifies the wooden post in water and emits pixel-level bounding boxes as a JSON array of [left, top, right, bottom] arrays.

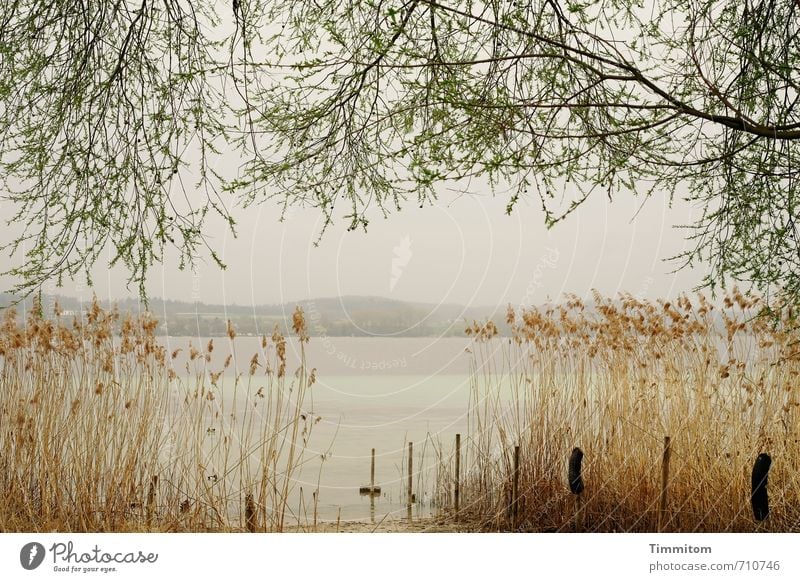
[[568, 447, 585, 532], [146, 475, 158, 528], [407, 442, 413, 522], [751, 453, 771, 526], [454, 433, 461, 514], [371, 448, 376, 492], [370, 448, 376, 523], [245, 493, 256, 532], [512, 445, 521, 527], [359, 449, 381, 497], [658, 436, 671, 532], [313, 491, 319, 529]]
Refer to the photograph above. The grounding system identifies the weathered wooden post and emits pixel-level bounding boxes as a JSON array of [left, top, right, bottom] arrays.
[[359, 448, 381, 496], [454, 433, 461, 514], [313, 491, 319, 529], [512, 445, 521, 527], [146, 475, 158, 527], [407, 442, 413, 522], [751, 453, 771, 524], [245, 492, 256, 532], [658, 436, 671, 532], [370, 448, 376, 523], [568, 447, 584, 531], [371, 448, 376, 493]]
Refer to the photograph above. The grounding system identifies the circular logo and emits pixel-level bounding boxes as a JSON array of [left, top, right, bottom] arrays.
[[20, 542, 46, 570]]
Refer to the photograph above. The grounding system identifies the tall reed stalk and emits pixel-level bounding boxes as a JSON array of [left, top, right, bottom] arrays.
[[456, 290, 800, 532], [0, 299, 317, 532]]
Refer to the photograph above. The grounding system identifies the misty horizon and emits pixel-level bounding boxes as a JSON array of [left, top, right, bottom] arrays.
[[1, 186, 709, 309]]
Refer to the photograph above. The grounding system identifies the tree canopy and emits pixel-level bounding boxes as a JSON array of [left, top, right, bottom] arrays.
[[1, 0, 799, 305]]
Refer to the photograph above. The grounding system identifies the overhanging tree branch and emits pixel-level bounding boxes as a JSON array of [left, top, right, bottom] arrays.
[[1, 0, 799, 310]]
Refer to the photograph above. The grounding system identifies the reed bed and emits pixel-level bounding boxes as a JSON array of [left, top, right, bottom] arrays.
[[0, 299, 317, 532], [455, 290, 800, 532]]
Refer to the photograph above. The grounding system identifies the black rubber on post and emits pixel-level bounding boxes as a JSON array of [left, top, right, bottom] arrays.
[[569, 447, 584, 495], [751, 453, 771, 522]]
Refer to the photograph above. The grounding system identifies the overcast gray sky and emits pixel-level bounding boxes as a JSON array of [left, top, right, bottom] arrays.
[[1, 181, 707, 308], [0, 0, 709, 309]]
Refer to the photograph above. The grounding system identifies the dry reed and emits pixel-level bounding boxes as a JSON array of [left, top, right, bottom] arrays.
[[0, 298, 317, 532], [455, 289, 800, 532]]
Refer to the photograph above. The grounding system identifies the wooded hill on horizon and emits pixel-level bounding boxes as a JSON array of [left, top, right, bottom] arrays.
[[0, 292, 506, 337]]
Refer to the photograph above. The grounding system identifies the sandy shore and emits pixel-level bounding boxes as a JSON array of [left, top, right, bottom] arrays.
[[287, 515, 471, 533]]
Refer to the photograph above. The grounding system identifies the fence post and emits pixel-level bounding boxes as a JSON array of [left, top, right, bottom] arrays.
[[245, 493, 256, 532], [658, 436, 671, 532], [407, 442, 413, 522], [512, 445, 521, 528], [371, 448, 376, 493], [569, 447, 584, 531], [146, 475, 158, 528], [455, 433, 461, 514], [370, 448, 376, 523], [751, 453, 771, 525]]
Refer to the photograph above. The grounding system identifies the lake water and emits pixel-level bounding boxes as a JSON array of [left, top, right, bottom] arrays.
[[160, 336, 509, 526]]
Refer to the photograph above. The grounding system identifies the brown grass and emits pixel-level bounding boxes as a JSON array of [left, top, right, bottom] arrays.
[[6, 289, 800, 533], [454, 289, 800, 532], [0, 299, 316, 532]]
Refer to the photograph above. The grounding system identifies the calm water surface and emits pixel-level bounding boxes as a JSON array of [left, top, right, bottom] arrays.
[[160, 336, 513, 524]]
